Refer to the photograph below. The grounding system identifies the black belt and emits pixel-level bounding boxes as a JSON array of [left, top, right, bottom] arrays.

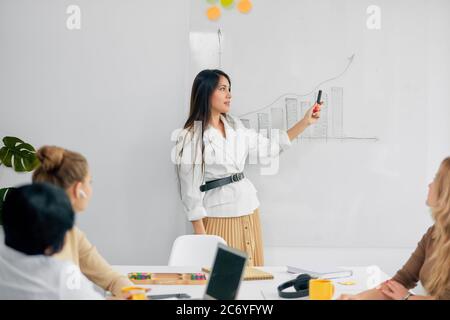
[[199, 173, 245, 192]]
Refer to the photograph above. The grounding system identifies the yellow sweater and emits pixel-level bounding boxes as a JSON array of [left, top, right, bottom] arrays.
[[54, 227, 132, 297]]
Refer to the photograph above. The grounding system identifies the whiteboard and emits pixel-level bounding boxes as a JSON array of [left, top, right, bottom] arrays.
[[1, 0, 447, 266], [189, 0, 437, 247]]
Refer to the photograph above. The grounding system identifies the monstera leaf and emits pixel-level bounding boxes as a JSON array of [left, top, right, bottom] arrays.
[[0, 136, 40, 172], [0, 136, 39, 225]]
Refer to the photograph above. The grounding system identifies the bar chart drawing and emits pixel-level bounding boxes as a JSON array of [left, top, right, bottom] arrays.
[[271, 108, 284, 131], [312, 92, 328, 139], [240, 118, 251, 129], [331, 87, 343, 138], [300, 100, 312, 139], [238, 87, 378, 143], [285, 99, 298, 128], [285, 98, 298, 141], [257, 113, 270, 138]]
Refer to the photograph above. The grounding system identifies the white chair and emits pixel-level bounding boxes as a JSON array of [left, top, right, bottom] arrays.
[[168, 234, 227, 267]]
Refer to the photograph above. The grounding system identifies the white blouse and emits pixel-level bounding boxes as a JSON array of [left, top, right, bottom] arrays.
[[176, 114, 291, 221], [0, 242, 103, 300]]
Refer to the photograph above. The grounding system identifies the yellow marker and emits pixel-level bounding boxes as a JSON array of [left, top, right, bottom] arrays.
[[121, 286, 149, 300], [338, 281, 357, 286]]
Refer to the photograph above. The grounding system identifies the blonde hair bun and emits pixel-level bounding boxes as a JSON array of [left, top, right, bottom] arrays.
[[36, 146, 65, 172]]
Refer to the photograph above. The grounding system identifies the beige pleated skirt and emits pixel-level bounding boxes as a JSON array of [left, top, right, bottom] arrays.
[[203, 208, 264, 266]]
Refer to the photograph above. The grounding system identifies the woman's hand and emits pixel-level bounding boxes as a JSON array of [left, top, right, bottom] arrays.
[[287, 103, 321, 140], [378, 280, 410, 300], [107, 291, 132, 300], [302, 103, 322, 125], [192, 219, 207, 235]]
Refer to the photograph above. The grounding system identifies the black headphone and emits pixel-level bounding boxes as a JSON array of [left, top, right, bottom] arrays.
[[277, 274, 312, 299]]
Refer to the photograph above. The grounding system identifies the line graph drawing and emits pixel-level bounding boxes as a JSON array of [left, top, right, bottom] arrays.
[[238, 54, 355, 118], [240, 87, 379, 143], [203, 29, 377, 143]]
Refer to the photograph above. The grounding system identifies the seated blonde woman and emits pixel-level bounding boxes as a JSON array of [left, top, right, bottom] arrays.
[[340, 157, 450, 300], [32, 146, 133, 297]]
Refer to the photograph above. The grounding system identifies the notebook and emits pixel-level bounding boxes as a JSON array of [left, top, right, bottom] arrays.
[[286, 265, 353, 279], [202, 266, 274, 281]]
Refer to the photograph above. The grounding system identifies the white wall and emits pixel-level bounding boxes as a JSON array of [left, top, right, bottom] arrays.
[[0, 0, 449, 276], [187, 0, 449, 278], [426, 0, 450, 178], [0, 0, 191, 264], [265, 1, 448, 293], [189, 0, 439, 249]]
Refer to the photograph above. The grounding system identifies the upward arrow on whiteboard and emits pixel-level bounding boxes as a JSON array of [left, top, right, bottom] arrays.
[[306, 54, 355, 96], [239, 54, 356, 117]]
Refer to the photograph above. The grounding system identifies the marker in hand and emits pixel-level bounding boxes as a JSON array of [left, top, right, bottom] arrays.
[[313, 90, 322, 113]]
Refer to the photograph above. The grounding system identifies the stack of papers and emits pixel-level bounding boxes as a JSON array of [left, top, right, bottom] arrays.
[[286, 266, 353, 279]]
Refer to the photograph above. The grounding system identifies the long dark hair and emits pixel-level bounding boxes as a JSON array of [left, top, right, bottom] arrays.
[[184, 69, 231, 131], [176, 69, 231, 187]]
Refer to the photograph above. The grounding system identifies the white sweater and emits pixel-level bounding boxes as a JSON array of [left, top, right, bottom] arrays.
[[0, 242, 103, 300]]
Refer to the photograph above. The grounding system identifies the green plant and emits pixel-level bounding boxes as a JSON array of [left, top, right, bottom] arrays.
[[0, 136, 40, 224]]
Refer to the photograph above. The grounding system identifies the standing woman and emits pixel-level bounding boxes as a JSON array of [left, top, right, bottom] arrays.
[[176, 69, 321, 266]]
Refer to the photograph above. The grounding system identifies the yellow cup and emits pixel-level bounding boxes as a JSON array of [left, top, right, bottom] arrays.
[[121, 286, 149, 300], [309, 279, 335, 300]]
